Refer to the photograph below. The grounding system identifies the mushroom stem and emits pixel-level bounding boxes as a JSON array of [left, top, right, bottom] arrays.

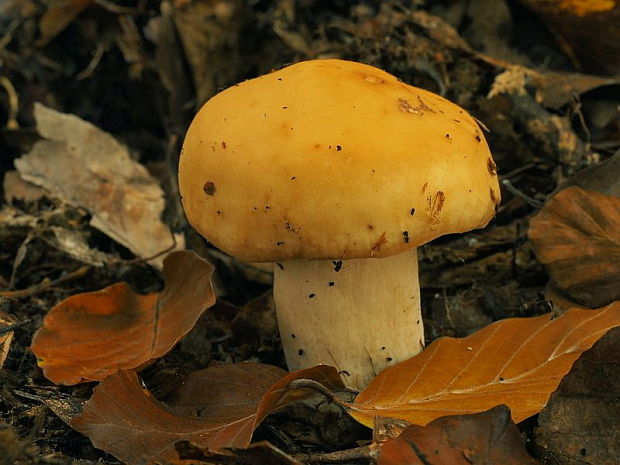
[[273, 250, 424, 389]]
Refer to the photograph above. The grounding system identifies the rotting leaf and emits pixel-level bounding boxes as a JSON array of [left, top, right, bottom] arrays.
[[14, 103, 182, 268], [534, 327, 620, 465], [377, 405, 541, 465], [344, 304, 620, 428], [71, 364, 344, 465], [529, 186, 620, 307], [31, 250, 215, 385]]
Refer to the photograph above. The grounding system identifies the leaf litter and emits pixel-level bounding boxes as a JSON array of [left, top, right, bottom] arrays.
[[1, 1, 619, 464]]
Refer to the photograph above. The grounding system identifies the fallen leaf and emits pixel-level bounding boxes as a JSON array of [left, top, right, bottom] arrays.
[[377, 405, 541, 465], [534, 326, 620, 465], [529, 186, 620, 307], [518, 0, 620, 74], [71, 364, 344, 465], [31, 250, 215, 385], [14, 103, 183, 268], [175, 441, 301, 465], [345, 304, 620, 427], [0, 313, 16, 369], [36, 0, 93, 47], [561, 150, 620, 198]]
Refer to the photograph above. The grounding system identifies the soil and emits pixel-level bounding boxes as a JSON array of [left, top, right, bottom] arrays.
[[0, 1, 618, 464]]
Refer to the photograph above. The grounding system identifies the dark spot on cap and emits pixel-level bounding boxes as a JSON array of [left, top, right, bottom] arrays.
[[402, 231, 409, 243], [475, 130, 482, 142], [203, 181, 216, 196], [487, 158, 497, 175], [298, 349, 304, 356], [282, 106, 288, 109], [216, 210, 221, 215], [276, 241, 285, 246], [381, 346, 386, 350], [328, 281, 335, 287], [291, 333, 296, 338], [453, 119, 461, 123], [386, 357, 393, 362], [308, 293, 315, 298], [265, 205, 271, 210], [291, 176, 296, 180], [336, 145, 342, 151], [410, 207, 416, 216], [276, 262, 284, 270], [277, 78, 282, 81], [221, 141, 226, 149], [367, 224, 374, 231], [333, 260, 343, 272], [490, 188, 500, 211]]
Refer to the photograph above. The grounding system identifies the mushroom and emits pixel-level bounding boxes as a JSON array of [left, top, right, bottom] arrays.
[[179, 59, 501, 389]]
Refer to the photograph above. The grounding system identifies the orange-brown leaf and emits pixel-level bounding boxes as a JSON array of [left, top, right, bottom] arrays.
[[377, 405, 541, 465], [31, 250, 215, 385], [71, 364, 344, 465], [346, 304, 620, 427], [529, 186, 620, 307]]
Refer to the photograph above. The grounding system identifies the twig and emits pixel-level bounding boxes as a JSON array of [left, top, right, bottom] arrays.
[[0, 266, 90, 299], [295, 445, 375, 464], [0, 75, 19, 129], [501, 178, 545, 208]]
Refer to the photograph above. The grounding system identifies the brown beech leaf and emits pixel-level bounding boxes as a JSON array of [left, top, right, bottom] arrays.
[[71, 364, 344, 465], [534, 327, 620, 465], [378, 405, 541, 465], [529, 186, 620, 307], [345, 304, 620, 427], [31, 250, 215, 385]]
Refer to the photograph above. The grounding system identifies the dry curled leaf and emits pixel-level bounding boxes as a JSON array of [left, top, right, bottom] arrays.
[[529, 186, 620, 307], [71, 364, 344, 465], [14, 103, 182, 267], [31, 250, 215, 385], [345, 304, 620, 427], [378, 405, 541, 465]]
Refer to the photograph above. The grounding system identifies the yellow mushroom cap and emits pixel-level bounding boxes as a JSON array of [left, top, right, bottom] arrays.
[[179, 59, 501, 262]]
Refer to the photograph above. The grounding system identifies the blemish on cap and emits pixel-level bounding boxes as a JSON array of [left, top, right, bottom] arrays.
[[328, 281, 335, 287], [364, 74, 384, 84], [490, 188, 499, 211], [367, 224, 374, 231], [291, 333, 296, 338], [402, 231, 409, 243], [221, 141, 227, 149], [276, 263, 284, 270], [386, 357, 393, 362], [298, 349, 304, 355], [276, 241, 284, 246], [308, 293, 315, 299], [336, 145, 342, 151], [475, 130, 482, 142], [333, 260, 343, 272], [429, 191, 445, 222], [203, 181, 216, 196], [371, 232, 387, 255], [410, 207, 416, 216], [487, 158, 497, 175]]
